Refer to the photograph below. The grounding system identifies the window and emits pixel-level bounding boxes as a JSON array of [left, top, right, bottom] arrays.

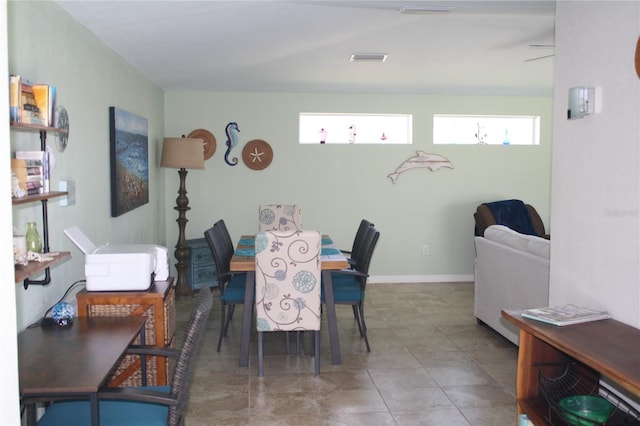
[[299, 113, 412, 144], [433, 114, 540, 145]]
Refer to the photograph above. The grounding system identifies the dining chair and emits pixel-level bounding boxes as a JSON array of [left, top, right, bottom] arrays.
[[204, 221, 247, 352], [35, 288, 214, 426], [258, 204, 302, 231], [340, 218, 374, 268], [324, 225, 380, 352], [255, 229, 322, 376], [212, 218, 235, 256]]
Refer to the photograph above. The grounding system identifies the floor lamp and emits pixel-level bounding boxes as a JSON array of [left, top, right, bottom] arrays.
[[161, 137, 205, 297]]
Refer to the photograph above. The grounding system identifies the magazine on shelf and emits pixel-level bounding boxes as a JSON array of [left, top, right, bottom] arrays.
[[521, 304, 611, 326]]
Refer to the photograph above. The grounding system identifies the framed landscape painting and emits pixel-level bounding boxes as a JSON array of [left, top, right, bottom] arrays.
[[109, 107, 149, 217]]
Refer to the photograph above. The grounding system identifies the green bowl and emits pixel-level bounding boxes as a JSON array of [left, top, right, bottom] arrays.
[[559, 395, 614, 426]]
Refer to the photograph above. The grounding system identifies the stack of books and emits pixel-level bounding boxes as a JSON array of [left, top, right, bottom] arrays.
[[9, 75, 56, 127], [12, 150, 50, 196]]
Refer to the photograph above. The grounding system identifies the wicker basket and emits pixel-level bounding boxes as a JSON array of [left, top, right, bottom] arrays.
[[537, 363, 640, 425], [79, 284, 176, 387]]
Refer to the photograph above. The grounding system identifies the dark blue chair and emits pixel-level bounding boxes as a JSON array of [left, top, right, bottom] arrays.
[[204, 220, 247, 352], [323, 225, 380, 352], [340, 219, 374, 268], [35, 288, 214, 426], [474, 199, 547, 238]]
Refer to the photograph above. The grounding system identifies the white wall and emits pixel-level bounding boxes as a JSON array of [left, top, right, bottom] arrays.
[[550, 1, 640, 328], [164, 92, 553, 282]]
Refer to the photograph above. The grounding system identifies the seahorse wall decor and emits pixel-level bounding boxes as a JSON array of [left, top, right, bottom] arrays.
[[224, 121, 240, 166], [387, 150, 454, 184]]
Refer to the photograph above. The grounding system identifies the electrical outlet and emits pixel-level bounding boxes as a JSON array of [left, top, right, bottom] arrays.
[[422, 245, 429, 256]]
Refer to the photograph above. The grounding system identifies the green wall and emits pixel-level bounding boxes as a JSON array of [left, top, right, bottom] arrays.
[[8, 1, 165, 329], [164, 92, 552, 281], [6, 0, 552, 331]]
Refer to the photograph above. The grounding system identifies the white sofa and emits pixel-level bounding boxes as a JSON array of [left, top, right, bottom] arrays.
[[473, 225, 550, 345]]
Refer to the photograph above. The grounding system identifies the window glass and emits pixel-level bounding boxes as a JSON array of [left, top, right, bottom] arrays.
[[433, 114, 540, 145], [299, 113, 412, 144]]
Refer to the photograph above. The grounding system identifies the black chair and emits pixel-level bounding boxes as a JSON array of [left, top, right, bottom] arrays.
[[213, 218, 235, 259], [324, 225, 380, 352], [204, 220, 247, 352], [340, 219, 374, 268], [35, 288, 214, 426]]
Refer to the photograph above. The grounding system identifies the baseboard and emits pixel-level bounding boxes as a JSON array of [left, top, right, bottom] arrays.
[[368, 274, 474, 284]]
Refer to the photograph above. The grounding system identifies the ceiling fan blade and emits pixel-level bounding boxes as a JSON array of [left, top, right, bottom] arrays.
[[525, 54, 555, 62]]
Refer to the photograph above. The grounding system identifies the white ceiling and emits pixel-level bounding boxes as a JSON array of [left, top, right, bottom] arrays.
[[55, 0, 556, 96]]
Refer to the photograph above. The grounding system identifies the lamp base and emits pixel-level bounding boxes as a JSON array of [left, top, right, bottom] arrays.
[[173, 168, 193, 297]]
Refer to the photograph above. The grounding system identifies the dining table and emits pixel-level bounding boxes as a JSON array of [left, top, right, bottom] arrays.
[[19, 316, 147, 426], [230, 234, 349, 366]]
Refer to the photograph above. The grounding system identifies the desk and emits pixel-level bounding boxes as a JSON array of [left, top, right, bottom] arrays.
[[502, 310, 640, 425], [230, 234, 349, 366], [19, 316, 146, 426]]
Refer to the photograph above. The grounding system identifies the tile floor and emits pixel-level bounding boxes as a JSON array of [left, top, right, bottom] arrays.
[[174, 282, 519, 425]]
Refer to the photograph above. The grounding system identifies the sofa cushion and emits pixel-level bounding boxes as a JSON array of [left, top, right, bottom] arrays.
[[484, 225, 550, 260]]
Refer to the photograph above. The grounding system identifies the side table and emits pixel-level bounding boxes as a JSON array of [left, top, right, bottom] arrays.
[[186, 237, 218, 290], [76, 277, 175, 386]]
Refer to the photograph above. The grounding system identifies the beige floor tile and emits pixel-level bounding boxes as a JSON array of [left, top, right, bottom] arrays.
[[426, 365, 499, 387], [317, 389, 388, 414], [441, 384, 515, 408], [178, 282, 521, 425], [380, 386, 455, 413], [393, 408, 471, 426]]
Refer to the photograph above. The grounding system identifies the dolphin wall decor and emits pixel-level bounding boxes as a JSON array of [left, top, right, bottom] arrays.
[[387, 150, 454, 184]]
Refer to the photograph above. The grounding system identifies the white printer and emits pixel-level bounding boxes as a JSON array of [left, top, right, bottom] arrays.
[[64, 226, 169, 291]]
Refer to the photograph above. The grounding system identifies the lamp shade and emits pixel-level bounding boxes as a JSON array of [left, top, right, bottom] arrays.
[[160, 137, 205, 169]]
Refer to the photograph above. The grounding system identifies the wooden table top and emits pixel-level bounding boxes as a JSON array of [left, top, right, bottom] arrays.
[[19, 316, 146, 395], [230, 234, 349, 272]]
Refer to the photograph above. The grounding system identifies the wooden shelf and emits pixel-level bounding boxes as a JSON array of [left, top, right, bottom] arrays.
[[10, 121, 68, 135], [14, 251, 71, 283], [12, 191, 67, 206], [502, 309, 640, 425], [11, 99, 71, 289]]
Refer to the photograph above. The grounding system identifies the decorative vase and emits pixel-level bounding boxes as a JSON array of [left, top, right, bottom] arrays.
[[25, 222, 42, 253]]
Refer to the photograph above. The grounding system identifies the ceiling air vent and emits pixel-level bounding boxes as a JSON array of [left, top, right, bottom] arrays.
[[349, 53, 388, 63], [399, 5, 455, 14]]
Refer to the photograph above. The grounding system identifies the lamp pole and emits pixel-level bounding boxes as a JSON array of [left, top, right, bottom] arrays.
[[161, 136, 204, 297], [173, 167, 191, 297]]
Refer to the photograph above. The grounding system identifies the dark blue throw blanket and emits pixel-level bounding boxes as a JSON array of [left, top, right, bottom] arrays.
[[484, 199, 538, 236]]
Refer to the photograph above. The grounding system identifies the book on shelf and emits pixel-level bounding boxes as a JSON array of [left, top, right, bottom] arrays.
[[11, 159, 28, 191], [15, 151, 49, 193], [15, 150, 45, 162], [9, 77, 57, 126], [32, 84, 56, 127], [9, 75, 21, 122], [32, 84, 49, 126], [48, 85, 57, 127], [25, 181, 43, 190], [19, 80, 45, 125], [43, 148, 50, 193], [26, 165, 43, 176], [521, 304, 611, 326]]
